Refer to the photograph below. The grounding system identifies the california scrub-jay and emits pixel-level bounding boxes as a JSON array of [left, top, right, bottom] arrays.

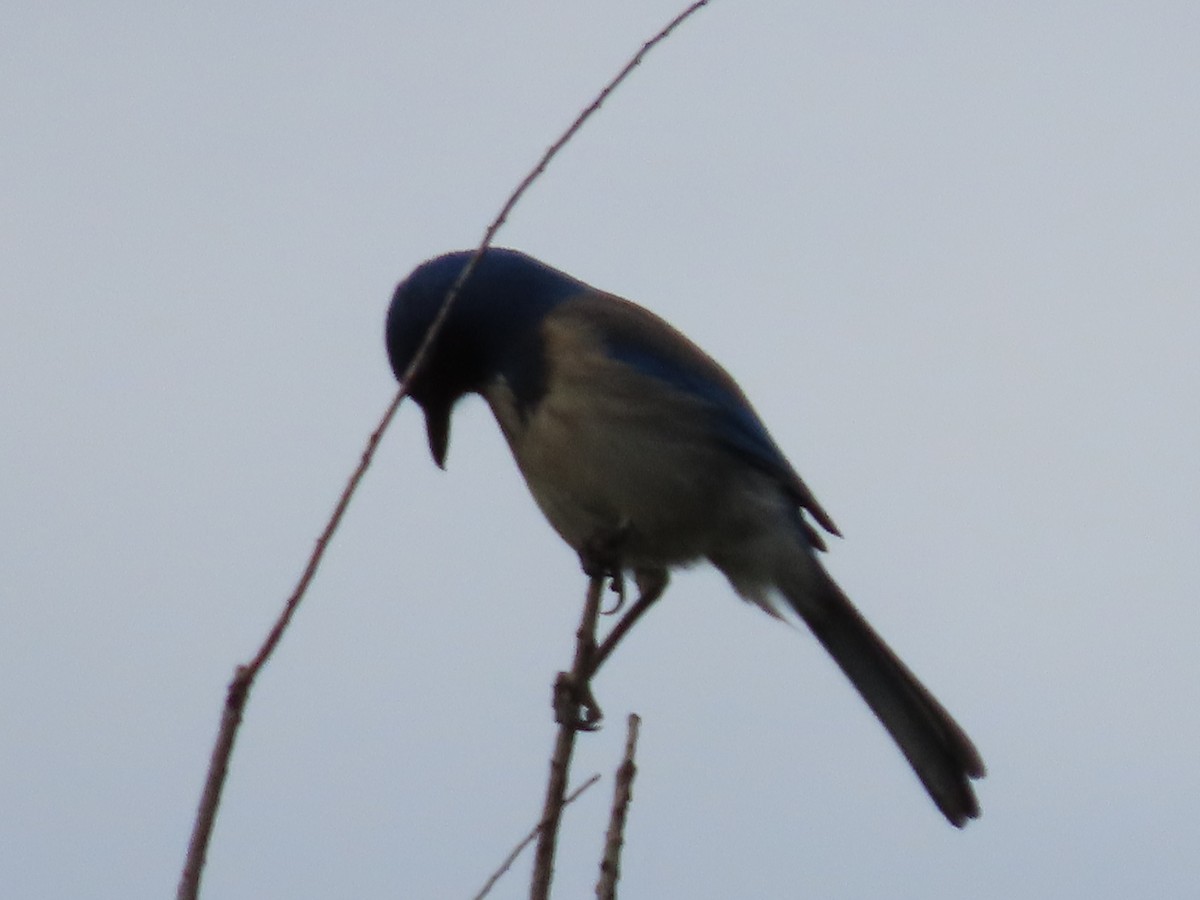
[[385, 248, 984, 826]]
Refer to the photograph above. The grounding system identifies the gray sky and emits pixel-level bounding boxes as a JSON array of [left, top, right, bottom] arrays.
[[3, 2, 1198, 897]]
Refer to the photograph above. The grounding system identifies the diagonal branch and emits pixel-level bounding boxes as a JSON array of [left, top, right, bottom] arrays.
[[474, 774, 602, 900], [175, 4, 712, 899], [176, 393, 402, 900]]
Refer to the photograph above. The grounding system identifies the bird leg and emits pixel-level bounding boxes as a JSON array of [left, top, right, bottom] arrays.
[[553, 561, 609, 731], [590, 569, 668, 677], [554, 526, 637, 730], [554, 573, 671, 733], [559, 527, 671, 729], [578, 526, 630, 613]]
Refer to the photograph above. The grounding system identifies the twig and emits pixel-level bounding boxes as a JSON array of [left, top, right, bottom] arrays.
[[474, 774, 602, 900], [176, 392, 403, 900], [596, 715, 642, 900], [531, 576, 606, 900]]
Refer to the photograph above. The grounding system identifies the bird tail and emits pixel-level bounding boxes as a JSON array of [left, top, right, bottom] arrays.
[[777, 557, 985, 826]]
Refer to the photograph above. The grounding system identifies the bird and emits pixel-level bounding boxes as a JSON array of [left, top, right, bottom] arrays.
[[385, 247, 985, 826]]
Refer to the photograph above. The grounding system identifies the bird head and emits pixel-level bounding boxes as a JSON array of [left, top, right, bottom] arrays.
[[385, 248, 582, 467]]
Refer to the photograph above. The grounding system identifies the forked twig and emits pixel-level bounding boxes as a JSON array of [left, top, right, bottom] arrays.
[[474, 774, 602, 900]]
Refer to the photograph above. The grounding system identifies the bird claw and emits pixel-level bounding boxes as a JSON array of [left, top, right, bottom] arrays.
[[601, 572, 626, 615], [553, 671, 603, 731], [580, 525, 631, 615]]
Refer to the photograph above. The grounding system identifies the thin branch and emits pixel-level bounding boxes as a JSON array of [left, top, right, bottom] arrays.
[[596, 715, 642, 900], [176, 392, 403, 900], [474, 774, 602, 900], [485, 0, 713, 242], [530, 576, 607, 900], [176, 3, 711, 898]]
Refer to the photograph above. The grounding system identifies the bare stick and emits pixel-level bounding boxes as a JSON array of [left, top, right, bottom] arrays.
[[531, 576, 606, 900], [176, 392, 403, 900], [474, 774, 601, 900], [176, 3, 711, 898], [596, 715, 642, 900]]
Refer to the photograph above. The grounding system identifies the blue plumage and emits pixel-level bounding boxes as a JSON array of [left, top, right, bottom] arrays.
[[600, 332, 813, 517], [385, 248, 984, 826], [385, 249, 579, 427]]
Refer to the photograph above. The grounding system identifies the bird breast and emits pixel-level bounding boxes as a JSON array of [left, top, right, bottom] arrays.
[[483, 316, 755, 570]]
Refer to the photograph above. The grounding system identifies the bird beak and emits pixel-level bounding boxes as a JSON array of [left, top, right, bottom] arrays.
[[423, 403, 451, 469]]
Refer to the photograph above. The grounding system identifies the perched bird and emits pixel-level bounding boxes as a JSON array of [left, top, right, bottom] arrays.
[[386, 247, 984, 826]]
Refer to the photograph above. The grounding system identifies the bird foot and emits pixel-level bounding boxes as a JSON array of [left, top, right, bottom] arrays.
[[553, 670, 603, 731], [579, 526, 631, 615]]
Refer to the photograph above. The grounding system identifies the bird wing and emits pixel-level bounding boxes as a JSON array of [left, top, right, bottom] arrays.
[[558, 291, 841, 546]]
